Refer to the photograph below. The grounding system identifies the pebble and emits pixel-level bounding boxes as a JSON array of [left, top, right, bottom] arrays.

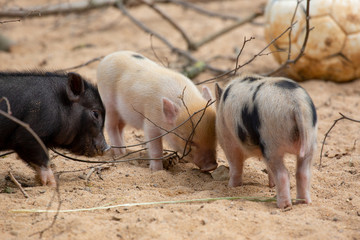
[[211, 165, 229, 181]]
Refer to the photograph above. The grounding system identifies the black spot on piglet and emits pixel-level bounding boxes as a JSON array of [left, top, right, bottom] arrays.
[[275, 80, 299, 90], [132, 54, 144, 59], [252, 82, 264, 102], [237, 124, 246, 142], [307, 95, 317, 127], [222, 85, 232, 102], [240, 104, 261, 147], [241, 76, 261, 82]]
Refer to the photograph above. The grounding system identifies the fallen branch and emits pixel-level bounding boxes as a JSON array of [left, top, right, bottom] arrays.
[[115, 0, 225, 74], [319, 113, 360, 169], [0, 0, 118, 18], [192, 11, 262, 50], [8, 171, 29, 198], [165, 0, 241, 21], [0, 19, 21, 24], [141, 0, 196, 50]]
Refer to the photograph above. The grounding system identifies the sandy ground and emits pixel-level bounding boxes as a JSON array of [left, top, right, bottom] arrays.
[[1, 0, 360, 239]]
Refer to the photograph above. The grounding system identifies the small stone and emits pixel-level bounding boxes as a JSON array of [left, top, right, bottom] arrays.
[[211, 165, 229, 181], [112, 216, 122, 221]]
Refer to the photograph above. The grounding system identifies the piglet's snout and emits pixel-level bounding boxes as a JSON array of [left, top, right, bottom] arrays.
[[93, 134, 110, 155], [193, 150, 218, 172]]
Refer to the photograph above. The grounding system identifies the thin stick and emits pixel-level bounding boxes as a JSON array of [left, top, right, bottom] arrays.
[[196, 21, 297, 85], [56, 56, 104, 72], [166, 0, 241, 21], [141, 0, 196, 50], [8, 171, 29, 198], [111, 100, 215, 150], [0, 19, 21, 24], [115, 0, 224, 74], [319, 113, 360, 169], [0, 151, 14, 158], [234, 36, 255, 75], [11, 196, 278, 213], [193, 11, 262, 50]]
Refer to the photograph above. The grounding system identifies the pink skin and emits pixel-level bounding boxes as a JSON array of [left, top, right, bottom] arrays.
[[35, 166, 56, 187], [295, 151, 314, 205]]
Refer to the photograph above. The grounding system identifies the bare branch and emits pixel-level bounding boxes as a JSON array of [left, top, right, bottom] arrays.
[[165, 0, 241, 21], [141, 0, 196, 50], [0, 0, 118, 18], [115, 0, 224, 74], [196, 21, 297, 85], [234, 36, 255, 75], [0, 19, 20, 24], [56, 56, 104, 72], [8, 171, 29, 198], [193, 11, 262, 50], [319, 113, 360, 169]]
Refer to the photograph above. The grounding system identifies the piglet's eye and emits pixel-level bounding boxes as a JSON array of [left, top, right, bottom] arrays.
[[92, 110, 99, 119]]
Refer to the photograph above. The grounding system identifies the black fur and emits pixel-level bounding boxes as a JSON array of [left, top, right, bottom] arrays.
[[274, 80, 299, 90], [307, 95, 317, 127], [237, 124, 246, 142], [0, 71, 107, 169], [240, 104, 261, 146], [132, 54, 144, 59], [252, 82, 265, 102], [223, 85, 232, 102], [241, 76, 262, 82]]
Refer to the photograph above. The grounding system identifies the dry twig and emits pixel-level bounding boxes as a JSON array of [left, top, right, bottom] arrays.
[[0, 19, 20, 24], [8, 171, 29, 198], [319, 113, 360, 169], [165, 0, 241, 21], [115, 0, 226, 74], [57, 56, 104, 72], [196, 20, 298, 85]]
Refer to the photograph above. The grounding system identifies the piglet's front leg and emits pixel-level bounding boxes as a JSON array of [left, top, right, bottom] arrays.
[[35, 166, 56, 187], [144, 122, 164, 171]]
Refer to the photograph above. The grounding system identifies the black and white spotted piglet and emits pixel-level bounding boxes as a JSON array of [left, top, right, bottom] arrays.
[[215, 75, 317, 208]]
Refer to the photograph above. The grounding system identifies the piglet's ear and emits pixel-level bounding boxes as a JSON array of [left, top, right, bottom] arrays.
[[201, 86, 213, 101], [162, 97, 179, 125], [66, 72, 85, 102], [215, 83, 223, 102]]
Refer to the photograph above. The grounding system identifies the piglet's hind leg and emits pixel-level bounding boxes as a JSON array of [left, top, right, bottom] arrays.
[[296, 150, 314, 205], [226, 145, 245, 187], [266, 154, 292, 209]]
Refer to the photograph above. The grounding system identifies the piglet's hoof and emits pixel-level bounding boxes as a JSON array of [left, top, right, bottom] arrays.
[[37, 167, 56, 187], [149, 160, 163, 171]]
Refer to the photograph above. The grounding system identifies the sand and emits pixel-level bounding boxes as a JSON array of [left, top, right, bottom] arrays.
[[0, 0, 359, 239]]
